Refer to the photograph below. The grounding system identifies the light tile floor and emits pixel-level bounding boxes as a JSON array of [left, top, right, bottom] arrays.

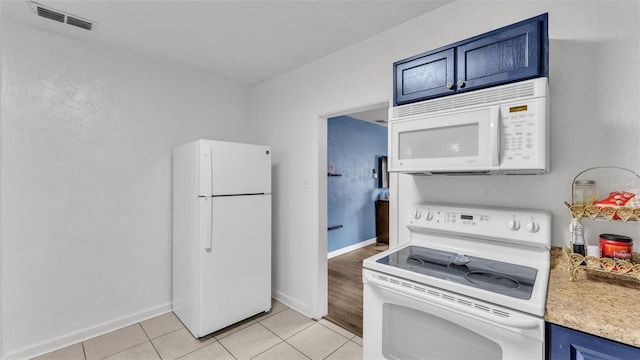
[[33, 299, 362, 360]]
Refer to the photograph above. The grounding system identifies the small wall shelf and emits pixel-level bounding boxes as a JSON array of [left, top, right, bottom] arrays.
[[328, 173, 342, 177], [565, 166, 640, 282], [328, 225, 343, 231], [566, 166, 640, 222]]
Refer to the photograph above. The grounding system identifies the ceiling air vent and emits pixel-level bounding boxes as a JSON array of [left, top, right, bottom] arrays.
[[36, 6, 65, 23], [30, 1, 95, 31], [66, 16, 93, 30]]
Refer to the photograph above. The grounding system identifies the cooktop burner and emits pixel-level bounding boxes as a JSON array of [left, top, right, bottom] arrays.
[[376, 246, 537, 300]]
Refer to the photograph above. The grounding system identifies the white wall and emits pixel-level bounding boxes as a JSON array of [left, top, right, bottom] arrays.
[[1, 18, 253, 359], [251, 0, 640, 319], [2, 1, 639, 357], [0, 4, 4, 359]]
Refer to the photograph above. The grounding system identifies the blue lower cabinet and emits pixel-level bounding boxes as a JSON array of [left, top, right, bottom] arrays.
[[547, 323, 640, 360]]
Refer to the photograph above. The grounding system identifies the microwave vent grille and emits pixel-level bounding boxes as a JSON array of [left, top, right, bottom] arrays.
[[392, 79, 538, 119]]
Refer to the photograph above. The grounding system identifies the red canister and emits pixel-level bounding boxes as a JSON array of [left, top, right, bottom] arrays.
[[599, 234, 633, 261]]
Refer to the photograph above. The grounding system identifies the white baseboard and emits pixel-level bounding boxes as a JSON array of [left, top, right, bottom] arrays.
[[327, 238, 377, 259], [7, 302, 173, 360], [271, 289, 314, 319]]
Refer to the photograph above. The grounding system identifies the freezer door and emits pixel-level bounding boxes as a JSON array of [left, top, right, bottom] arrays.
[[198, 140, 271, 196], [197, 194, 271, 336]]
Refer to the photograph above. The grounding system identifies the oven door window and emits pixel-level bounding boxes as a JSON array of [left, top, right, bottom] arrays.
[[382, 303, 501, 360]]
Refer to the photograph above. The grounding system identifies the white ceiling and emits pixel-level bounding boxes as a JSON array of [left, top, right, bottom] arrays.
[[1, 0, 451, 86], [348, 106, 389, 125]]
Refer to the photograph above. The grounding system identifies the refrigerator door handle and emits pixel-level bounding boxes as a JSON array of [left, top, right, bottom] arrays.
[[206, 198, 213, 252], [200, 197, 213, 252]]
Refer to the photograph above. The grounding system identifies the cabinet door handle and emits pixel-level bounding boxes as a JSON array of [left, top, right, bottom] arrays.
[[457, 80, 466, 88], [445, 82, 454, 90]]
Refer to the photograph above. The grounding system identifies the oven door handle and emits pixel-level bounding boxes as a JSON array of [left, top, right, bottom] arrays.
[[364, 270, 542, 330]]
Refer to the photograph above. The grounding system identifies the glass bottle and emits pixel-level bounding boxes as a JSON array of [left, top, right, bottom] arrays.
[[571, 218, 585, 256], [573, 180, 599, 205]]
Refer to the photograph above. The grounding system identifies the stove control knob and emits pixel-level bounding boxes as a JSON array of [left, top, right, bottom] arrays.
[[525, 220, 539, 233], [425, 211, 434, 221], [506, 219, 520, 231], [414, 209, 422, 220]]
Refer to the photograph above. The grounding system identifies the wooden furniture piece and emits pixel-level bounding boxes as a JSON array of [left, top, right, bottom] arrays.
[[375, 199, 389, 244]]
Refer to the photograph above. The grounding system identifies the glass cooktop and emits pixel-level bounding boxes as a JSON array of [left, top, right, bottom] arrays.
[[376, 246, 537, 300]]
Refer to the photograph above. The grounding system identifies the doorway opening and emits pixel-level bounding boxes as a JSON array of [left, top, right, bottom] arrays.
[[315, 98, 390, 337]]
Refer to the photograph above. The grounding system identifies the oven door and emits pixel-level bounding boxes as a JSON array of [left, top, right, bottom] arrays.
[[363, 269, 544, 360]]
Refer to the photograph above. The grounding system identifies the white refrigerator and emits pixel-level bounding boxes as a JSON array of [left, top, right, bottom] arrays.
[[173, 139, 271, 338]]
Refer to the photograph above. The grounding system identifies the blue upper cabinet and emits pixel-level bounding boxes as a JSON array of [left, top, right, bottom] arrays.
[[394, 13, 548, 106]]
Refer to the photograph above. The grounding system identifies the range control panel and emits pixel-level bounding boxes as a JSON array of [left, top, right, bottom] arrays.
[[407, 202, 552, 248]]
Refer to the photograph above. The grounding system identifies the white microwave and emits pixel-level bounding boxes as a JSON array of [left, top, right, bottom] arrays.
[[389, 77, 549, 175]]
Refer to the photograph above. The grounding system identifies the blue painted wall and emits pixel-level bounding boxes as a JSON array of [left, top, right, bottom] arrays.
[[327, 116, 388, 253]]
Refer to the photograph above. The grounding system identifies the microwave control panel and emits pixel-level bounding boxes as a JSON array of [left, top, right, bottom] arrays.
[[499, 97, 548, 171]]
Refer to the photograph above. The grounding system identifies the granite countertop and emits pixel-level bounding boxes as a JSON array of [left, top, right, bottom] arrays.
[[545, 247, 640, 347]]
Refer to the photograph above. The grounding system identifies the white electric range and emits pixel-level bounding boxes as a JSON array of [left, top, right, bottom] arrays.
[[363, 202, 552, 360]]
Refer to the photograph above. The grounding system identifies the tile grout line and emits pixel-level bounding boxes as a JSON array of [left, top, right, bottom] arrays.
[[272, 320, 355, 360], [230, 305, 297, 353], [212, 340, 238, 360], [279, 337, 312, 360], [320, 337, 354, 360], [172, 338, 231, 360], [316, 320, 356, 341], [251, 322, 296, 359], [95, 324, 151, 360], [244, 320, 315, 360], [315, 321, 354, 360], [82, 341, 88, 360], [138, 322, 164, 360]]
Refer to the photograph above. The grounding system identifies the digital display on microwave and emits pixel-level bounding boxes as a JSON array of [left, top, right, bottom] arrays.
[[509, 105, 528, 113], [460, 215, 473, 220]]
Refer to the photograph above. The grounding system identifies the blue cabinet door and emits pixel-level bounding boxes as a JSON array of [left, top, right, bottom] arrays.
[[456, 16, 546, 93], [394, 48, 455, 106], [547, 323, 640, 360]]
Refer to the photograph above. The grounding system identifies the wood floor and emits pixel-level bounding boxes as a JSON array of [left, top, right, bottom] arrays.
[[325, 242, 388, 338]]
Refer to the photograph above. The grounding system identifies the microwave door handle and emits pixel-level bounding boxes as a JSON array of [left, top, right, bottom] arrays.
[[490, 108, 500, 167]]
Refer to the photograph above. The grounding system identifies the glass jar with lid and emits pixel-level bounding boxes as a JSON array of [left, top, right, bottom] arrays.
[[573, 180, 599, 205]]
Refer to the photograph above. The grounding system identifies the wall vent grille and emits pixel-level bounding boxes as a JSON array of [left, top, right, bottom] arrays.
[[30, 2, 95, 31]]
